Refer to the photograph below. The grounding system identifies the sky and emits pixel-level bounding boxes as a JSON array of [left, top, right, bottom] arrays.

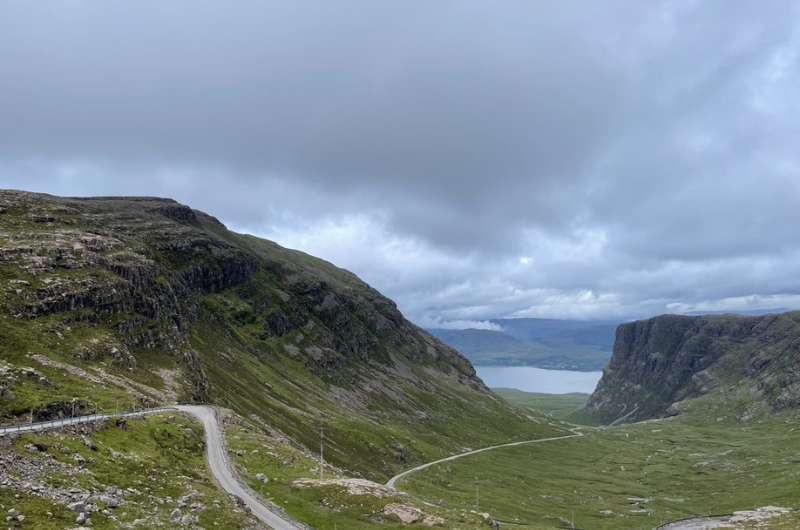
[[2, 1, 800, 328]]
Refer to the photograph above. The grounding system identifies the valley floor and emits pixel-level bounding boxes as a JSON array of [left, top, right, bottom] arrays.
[[401, 412, 800, 529], [1, 402, 798, 530]]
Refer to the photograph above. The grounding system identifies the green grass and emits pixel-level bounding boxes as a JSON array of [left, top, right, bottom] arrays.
[[225, 417, 519, 530], [226, 419, 411, 529], [4, 192, 799, 529], [0, 191, 577, 508], [0, 310, 175, 422], [190, 289, 569, 483], [1, 413, 256, 529], [493, 388, 589, 420], [402, 411, 800, 529]]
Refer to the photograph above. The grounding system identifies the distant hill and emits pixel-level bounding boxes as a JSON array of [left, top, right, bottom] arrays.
[[428, 318, 618, 371]]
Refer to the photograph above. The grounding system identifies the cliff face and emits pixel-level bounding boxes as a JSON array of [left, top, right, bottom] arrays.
[[585, 312, 800, 423], [0, 190, 554, 479]]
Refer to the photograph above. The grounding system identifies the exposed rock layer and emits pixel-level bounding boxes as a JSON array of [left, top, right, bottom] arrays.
[[0, 190, 480, 391], [586, 312, 800, 423]]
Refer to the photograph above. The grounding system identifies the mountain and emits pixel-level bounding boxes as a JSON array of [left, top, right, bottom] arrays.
[[0, 190, 561, 481], [428, 318, 617, 370], [425, 328, 533, 363], [584, 312, 800, 424]]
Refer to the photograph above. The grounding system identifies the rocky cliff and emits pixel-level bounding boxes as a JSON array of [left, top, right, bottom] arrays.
[[0, 190, 558, 479], [585, 312, 800, 423]]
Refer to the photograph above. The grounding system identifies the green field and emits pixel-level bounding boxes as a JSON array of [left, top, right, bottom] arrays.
[[401, 410, 800, 529], [494, 388, 589, 420], [221, 387, 800, 529]]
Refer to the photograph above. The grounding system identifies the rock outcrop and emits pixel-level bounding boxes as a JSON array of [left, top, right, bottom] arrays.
[[585, 312, 800, 423], [0, 190, 479, 390]]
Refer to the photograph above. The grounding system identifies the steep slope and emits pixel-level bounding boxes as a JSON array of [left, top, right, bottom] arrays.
[[0, 190, 561, 481], [585, 312, 800, 423]]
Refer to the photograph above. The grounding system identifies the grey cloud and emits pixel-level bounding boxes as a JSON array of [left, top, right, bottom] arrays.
[[2, 1, 800, 323]]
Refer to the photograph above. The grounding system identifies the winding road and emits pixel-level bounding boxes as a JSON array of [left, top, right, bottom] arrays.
[[176, 405, 302, 530], [385, 429, 584, 489], [2, 406, 591, 529], [1, 405, 301, 530]]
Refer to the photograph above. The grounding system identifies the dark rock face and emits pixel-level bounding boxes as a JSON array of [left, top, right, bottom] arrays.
[[585, 312, 800, 423]]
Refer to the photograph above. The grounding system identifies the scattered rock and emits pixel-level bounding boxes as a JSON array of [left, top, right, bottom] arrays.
[[659, 506, 792, 530], [255, 473, 269, 484], [67, 501, 86, 513], [81, 436, 98, 451], [479, 512, 500, 529], [97, 494, 121, 508], [422, 514, 445, 526], [729, 506, 791, 524], [293, 478, 396, 498], [383, 503, 424, 524], [180, 513, 198, 526]]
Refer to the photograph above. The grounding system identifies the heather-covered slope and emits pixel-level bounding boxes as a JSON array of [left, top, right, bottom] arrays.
[[0, 190, 562, 481], [585, 312, 800, 424]]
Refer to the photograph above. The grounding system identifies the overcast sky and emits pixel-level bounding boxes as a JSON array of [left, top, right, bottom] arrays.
[[2, 1, 800, 327]]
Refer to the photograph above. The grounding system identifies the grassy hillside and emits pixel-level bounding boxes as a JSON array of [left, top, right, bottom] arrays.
[[0, 190, 566, 527], [6, 190, 798, 529]]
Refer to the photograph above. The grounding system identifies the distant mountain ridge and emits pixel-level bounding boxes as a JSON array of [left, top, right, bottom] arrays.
[[428, 318, 618, 371]]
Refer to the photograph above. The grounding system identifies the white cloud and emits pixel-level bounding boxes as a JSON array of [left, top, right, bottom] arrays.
[[422, 319, 505, 331], [667, 294, 800, 315]]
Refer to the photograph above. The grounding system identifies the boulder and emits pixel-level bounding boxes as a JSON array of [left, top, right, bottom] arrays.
[[383, 503, 424, 524]]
